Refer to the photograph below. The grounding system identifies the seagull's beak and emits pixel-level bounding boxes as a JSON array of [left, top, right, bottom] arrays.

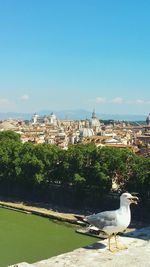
[[128, 196, 139, 205]]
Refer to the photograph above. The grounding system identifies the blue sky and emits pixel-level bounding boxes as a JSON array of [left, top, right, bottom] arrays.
[[0, 0, 150, 115]]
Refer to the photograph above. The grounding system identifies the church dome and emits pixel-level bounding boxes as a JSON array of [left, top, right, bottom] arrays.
[[90, 118, 101, 127], [90, 110, 100, 128], [79, 128, 94, 138]]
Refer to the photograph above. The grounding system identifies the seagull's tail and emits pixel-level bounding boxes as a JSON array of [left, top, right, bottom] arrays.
[[74, 215, 90, 224]]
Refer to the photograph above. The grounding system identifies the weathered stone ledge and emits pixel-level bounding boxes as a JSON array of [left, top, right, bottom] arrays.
[[9, 227, 150, 267], [0, 200, 79, 225]]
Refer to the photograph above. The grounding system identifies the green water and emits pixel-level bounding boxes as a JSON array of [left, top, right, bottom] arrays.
[[0, 208, 97, 267]]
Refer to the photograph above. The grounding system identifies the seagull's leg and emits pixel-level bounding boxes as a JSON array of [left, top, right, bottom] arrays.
[[114, 234, 118, 248], [114, 234, 128, 250], [108, 235, 118, 252], [108, 235, 111, 251]]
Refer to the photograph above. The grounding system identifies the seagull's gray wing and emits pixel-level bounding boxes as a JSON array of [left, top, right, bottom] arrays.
[[85, 210, 118, 230]]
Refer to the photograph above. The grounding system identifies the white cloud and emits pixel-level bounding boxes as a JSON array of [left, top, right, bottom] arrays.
[[0, 98, 10, 106], [0, 98, 14, 107], [94, 96, 124, 105], [127, 99, 150, 105], [135, 99, 145, 104], [110, 97, 124, 104], [0, 98, 15, 110], [20, 94, 29, 101], [135, 99, 147, 105], [94, 96, 150, 106], [95, 97, 106, 104]]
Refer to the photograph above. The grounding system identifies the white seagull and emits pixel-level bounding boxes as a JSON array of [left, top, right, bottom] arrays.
[[84, 192, 139, 252]]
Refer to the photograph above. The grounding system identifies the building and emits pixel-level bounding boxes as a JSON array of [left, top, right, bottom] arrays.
[[89, 110, 101, 133], [31, 112, 58, 126], [146, 113, 150, 126]]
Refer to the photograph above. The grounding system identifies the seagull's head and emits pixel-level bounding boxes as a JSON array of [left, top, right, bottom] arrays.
[[120, 192, 139, 206]]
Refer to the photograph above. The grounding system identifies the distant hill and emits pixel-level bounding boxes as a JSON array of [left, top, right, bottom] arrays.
[[0, 112, 32, 120], [39, 109, 147, 122], [39, 109, 92, 120], [0, 110, 147, 122]]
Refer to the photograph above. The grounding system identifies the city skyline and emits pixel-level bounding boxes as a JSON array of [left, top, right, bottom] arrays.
[[0, 0, 150, 115]]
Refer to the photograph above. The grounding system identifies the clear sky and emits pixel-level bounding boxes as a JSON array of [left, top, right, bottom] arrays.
[[0, 0, 150, 115]]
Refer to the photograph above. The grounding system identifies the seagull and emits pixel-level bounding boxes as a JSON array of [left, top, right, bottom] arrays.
[[84, 192, 139, 252]]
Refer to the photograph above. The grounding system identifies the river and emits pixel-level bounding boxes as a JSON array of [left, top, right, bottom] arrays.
[[0, 207, 97, 267]]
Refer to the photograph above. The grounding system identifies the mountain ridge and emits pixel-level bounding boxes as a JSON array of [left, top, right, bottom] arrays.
[[0, 110, 147, 122]]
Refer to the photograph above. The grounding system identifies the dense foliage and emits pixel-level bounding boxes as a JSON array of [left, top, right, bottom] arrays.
[[0, 131, 149, 207]]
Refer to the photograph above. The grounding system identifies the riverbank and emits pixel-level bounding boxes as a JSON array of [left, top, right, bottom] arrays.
[[0, 199, 80, 224], [0, 199, 148, 229]]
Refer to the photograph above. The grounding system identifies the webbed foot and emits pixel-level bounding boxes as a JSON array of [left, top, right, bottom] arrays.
[[116, 243, 128, 250], [109, 245, 119, 253]]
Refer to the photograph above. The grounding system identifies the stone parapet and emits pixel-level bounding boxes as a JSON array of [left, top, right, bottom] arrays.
[[9, 227, 150, 267]]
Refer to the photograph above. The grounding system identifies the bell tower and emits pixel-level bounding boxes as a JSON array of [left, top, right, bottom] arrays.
[[146, 113, 150, 126]]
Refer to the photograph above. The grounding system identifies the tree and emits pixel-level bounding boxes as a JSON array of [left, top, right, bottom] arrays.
[[0, 131, 21, 142]]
